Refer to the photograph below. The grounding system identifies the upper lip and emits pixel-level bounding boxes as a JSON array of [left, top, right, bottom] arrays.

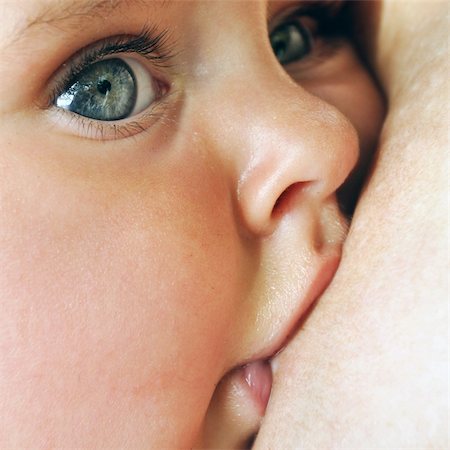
[[225, 246, 342, 427], [243, 245, 342, 365], [204, 225, 345, 446]]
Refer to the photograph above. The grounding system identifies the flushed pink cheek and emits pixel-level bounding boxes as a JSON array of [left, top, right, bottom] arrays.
[[0, 236, 238, 446], [0, 130, 245, 445], [0, 212, 239, 445]]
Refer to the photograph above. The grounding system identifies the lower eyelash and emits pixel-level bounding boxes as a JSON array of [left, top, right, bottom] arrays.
[[48, 92, 174, 141]]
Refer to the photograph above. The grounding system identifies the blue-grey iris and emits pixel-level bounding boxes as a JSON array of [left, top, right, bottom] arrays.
[[56, 58, 137, 121]]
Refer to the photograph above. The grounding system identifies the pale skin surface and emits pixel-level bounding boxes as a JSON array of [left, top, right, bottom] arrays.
[[0, 1, 385, 448], [256, 1, 449, 448]]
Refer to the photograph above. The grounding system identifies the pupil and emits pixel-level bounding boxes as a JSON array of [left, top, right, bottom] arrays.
[[97, 79, 112, 95]]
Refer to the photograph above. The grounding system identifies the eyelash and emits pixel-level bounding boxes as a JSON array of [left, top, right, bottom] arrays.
[[47, 26, 175, 140], [287, 1, 349, 34], [48, 2, 347, 141], [278, 1, 350, 61], [49, 25, 174, 102]]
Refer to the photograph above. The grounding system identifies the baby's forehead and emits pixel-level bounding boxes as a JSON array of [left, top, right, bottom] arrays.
[[1, 0, 344, 42], [1, 0, 350, 66], [1, 1, 156, 44]]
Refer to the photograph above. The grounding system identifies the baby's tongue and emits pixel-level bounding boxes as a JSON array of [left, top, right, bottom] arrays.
[[198, 359, 273, 448], [242, 359, 273, 415]]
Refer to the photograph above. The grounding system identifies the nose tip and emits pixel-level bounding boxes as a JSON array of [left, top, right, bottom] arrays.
[[227, 90, 357, 364], [236, 103, 359, 236]]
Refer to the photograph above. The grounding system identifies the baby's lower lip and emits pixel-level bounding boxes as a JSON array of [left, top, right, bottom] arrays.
[[242, 359, 273, 414]]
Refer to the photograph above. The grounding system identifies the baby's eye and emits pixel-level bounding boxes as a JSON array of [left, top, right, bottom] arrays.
[[270, 20, 312, 65], [269, 2, 348, 68], [56, 57, 158, 121]]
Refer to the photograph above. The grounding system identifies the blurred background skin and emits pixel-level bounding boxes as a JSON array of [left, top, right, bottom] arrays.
[[255, 1, 449, 448]]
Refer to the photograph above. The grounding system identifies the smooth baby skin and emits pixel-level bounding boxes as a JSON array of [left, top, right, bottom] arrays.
[[0, 1, 384, 447]]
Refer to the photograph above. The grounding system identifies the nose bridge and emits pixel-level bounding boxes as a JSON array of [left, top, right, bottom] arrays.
[[197, 66, 359, 235]]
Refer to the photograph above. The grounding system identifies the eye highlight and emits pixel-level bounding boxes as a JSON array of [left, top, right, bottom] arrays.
[[47, 27, 175, 140]]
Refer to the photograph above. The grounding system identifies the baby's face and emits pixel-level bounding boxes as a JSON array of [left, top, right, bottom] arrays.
[[0, 0, 384, 447]]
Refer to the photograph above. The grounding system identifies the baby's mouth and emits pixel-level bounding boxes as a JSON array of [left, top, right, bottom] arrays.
[[199, 212, 345, 448], [197, 358, 274, 449]]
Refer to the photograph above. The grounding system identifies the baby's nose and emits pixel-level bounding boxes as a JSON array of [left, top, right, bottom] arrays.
[[191, 68, 358, 359], [191, 70, 359, 237], [234, 95, 359, 236]]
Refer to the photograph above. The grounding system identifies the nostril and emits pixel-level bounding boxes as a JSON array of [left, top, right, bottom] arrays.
[[272, 181, 313, 218]]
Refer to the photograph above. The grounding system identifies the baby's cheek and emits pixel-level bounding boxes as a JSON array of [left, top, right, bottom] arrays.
[[0, 140, 242, 447]]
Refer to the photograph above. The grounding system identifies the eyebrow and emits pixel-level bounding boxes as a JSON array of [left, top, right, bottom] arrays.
[[8, 0, 161, 46]]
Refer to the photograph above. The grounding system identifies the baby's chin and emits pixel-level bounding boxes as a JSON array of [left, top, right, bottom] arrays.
[[195, 360, 273, 449]]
